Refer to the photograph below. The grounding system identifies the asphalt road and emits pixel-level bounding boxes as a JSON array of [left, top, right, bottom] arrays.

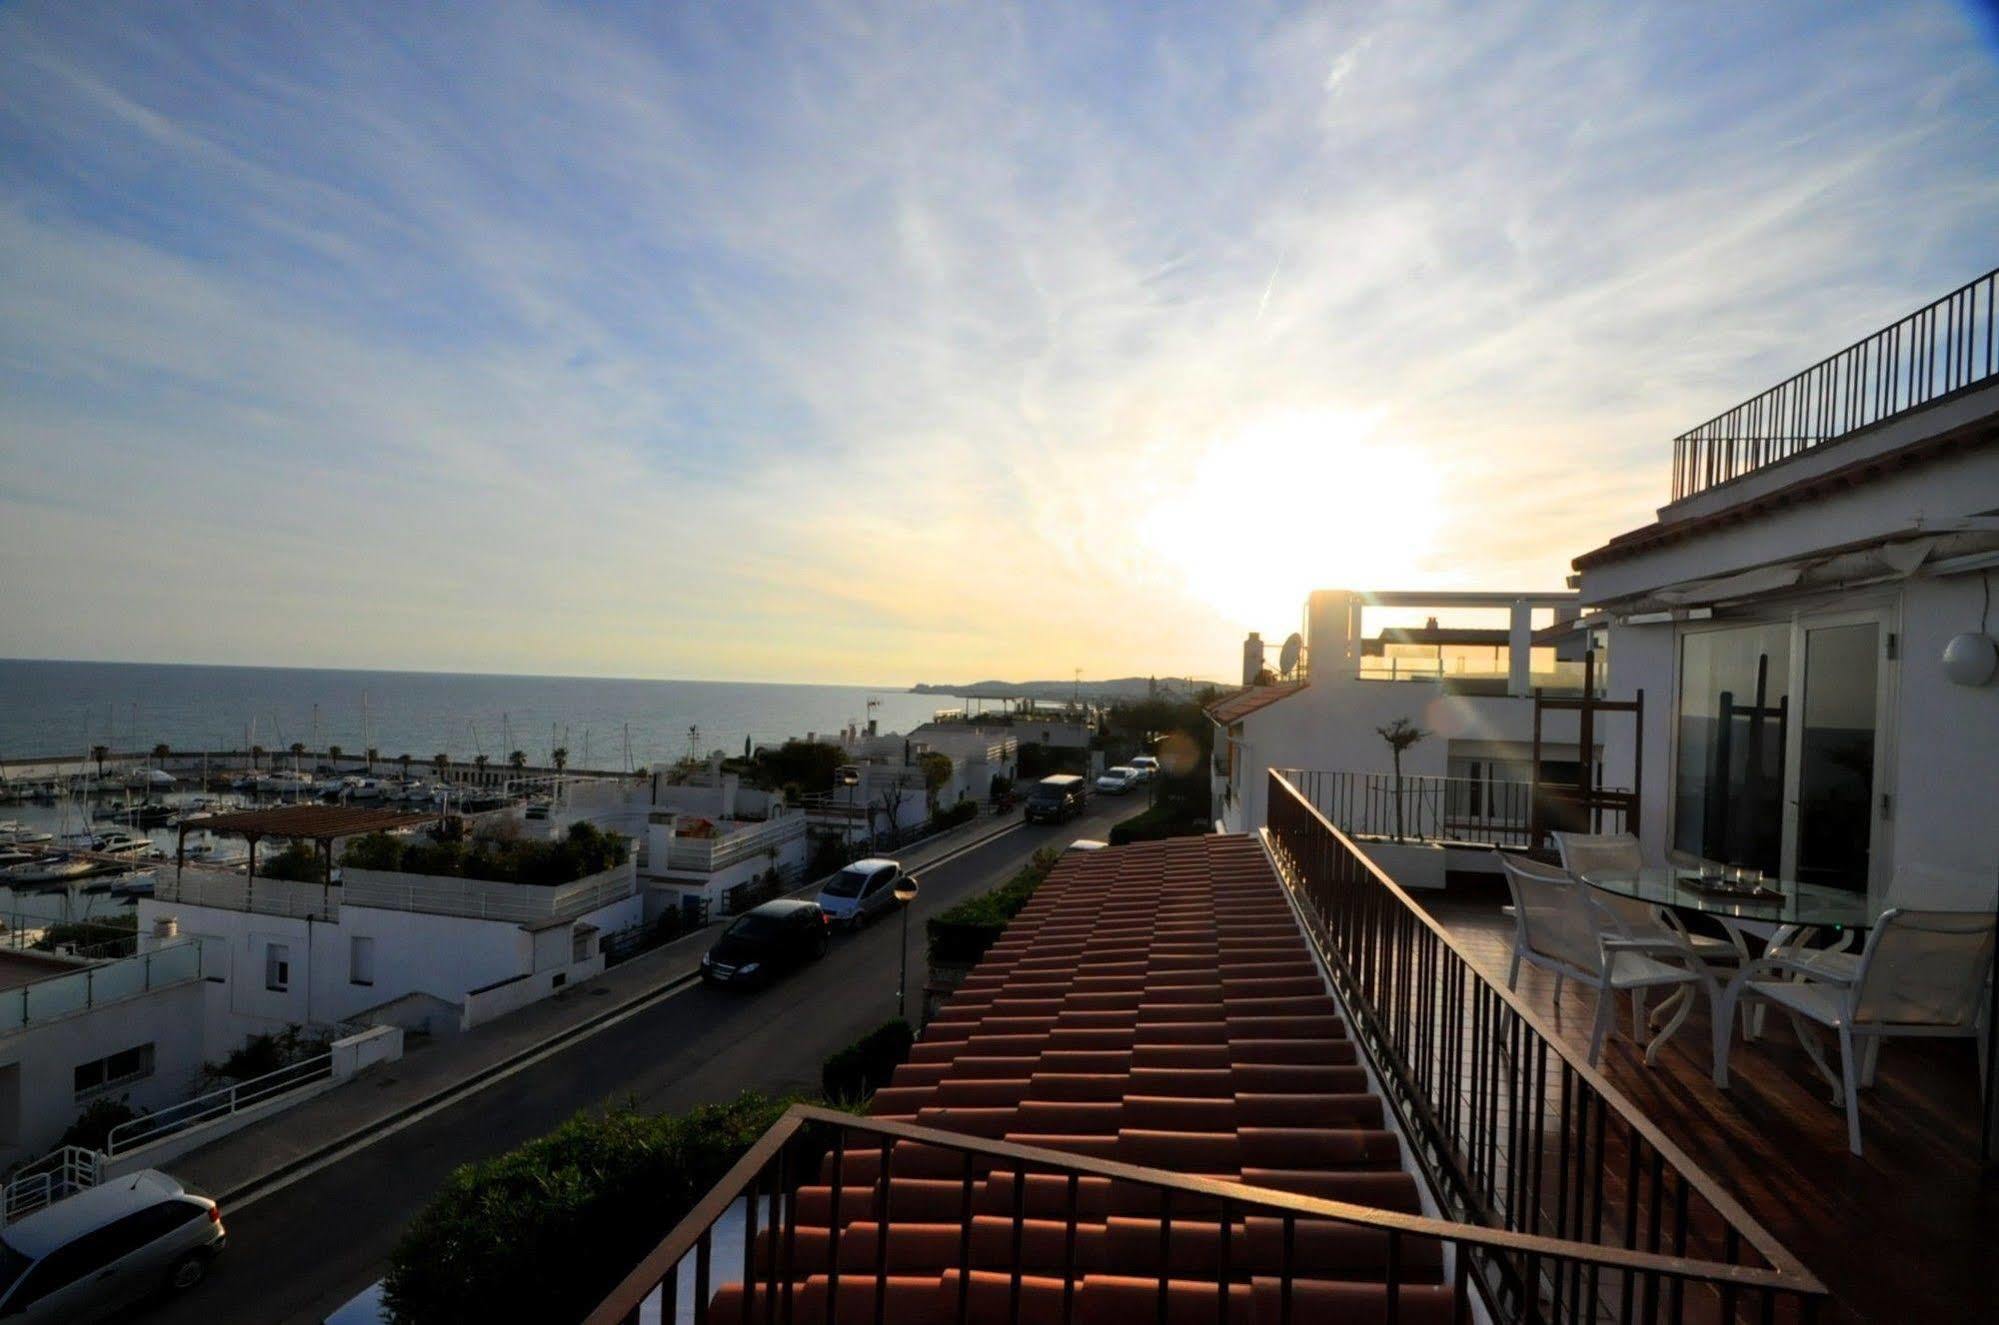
[[135, 796, 1134, 1325]]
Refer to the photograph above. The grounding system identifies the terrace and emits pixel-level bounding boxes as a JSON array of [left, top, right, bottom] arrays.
[[588, 825, 1831, 1324]]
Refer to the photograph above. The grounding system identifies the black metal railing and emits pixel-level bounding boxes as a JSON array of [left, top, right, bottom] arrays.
[[1264, 770, 1825, 1322], [1278, 769, 1631, 850], [1672, 266, 1998, 500], [585, 1104, 1824, 1325]]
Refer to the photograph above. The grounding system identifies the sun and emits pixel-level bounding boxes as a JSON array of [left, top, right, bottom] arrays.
[[1141, 407, 1445, 630]]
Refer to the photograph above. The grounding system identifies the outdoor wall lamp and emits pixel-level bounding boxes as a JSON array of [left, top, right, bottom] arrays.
[[1942, 632, 1997, 686]]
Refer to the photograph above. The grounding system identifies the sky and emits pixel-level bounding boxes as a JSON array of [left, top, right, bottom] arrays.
[[1, 2, 1995, 685]]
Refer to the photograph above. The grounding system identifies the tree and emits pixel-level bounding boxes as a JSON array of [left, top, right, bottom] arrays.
[[150, 743, 170, 766], [91, 744, 109, 779], [250, 744, 265, 771], [398, 753, 413, 778], [328, 745, 344, 766], [508, 750, 528, 772], [433, 753, 450, 774], [289, 741, 306, 771], [918, 752, 953, 811], [1376, 717, 1429, 841], [551, 747, 569, 773], [473, 753, 490, 778], [365, 746, 379, 772]]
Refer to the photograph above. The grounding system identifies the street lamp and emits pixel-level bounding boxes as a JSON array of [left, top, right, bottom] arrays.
[[894, 873, 920, 1020]]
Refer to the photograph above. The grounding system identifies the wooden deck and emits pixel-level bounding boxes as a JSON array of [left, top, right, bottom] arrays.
[[1417, 879, 1999, 1324]]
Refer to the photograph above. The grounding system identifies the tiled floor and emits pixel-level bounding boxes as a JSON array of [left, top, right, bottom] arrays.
[[1418, 878, 1999, 1325]]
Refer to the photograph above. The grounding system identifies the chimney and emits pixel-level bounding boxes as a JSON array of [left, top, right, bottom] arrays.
[[153, 915, 178, 942], [1242, 632, 1266, 686]]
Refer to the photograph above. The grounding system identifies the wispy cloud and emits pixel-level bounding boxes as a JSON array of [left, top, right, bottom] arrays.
[[1, 1, 1994, 681]]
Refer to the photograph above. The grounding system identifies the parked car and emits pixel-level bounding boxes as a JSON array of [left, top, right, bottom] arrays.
[[701, 899, 831, 986], [1128, 756, 1160, 783], [816, 857, 904, 927], [1064, 839, 1110, 854], [1094, 766, 1140, 795], [1023, 774, 1088, 824], [0, 1170, 225, 1322]]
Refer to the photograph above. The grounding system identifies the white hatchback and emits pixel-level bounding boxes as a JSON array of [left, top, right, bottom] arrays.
[[1094, 767, 1140, 794], [0, 1170, 225, 1322], [815, 857, 904, 927]]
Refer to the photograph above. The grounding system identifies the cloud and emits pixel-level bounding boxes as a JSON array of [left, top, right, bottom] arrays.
[[0, 0, 1994, 682]]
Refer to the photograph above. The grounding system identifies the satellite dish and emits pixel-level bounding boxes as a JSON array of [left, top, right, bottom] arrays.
[[1278, 632, 1303, 679]]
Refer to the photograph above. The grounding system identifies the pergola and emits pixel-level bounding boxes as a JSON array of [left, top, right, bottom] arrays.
[[178, 804, 442, 885]]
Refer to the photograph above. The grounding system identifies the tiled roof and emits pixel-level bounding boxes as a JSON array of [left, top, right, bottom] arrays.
[[712, 834, 1451, 1323], [1203, 682, 1308, 725]]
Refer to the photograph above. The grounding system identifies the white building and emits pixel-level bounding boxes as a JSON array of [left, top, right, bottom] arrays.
[[1574, 272, 1999, 908], [142, 855, 642, 1046], [1209, 588, 1590, 884], [0, 938, 207, 1166]]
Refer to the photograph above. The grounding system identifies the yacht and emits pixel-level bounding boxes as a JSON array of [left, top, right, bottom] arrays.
[[1, 854, 99, 885], [93, 830, 162, 859]]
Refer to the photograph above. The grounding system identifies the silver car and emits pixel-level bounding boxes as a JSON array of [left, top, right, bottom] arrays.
[[0, 1169, 225, 1322], [815, 857, 903, 927]]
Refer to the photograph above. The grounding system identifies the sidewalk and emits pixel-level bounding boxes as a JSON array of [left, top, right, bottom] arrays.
[[168, 813, 1023, 1201]]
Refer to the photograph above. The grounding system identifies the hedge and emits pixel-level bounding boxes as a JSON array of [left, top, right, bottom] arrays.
[[926, 847, 1059, 965], [383, 1093, 788, 1325], [1108, 803, 1211, 845], [821, 1019, 915, 1103], [929, 799, 978, 831]]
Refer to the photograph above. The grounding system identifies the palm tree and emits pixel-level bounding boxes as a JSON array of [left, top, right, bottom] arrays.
[[365, 746, 379, 773], [151, 743, 170, 767], [91, 744, 109, 779], [432, 753, 450, 786], [1376, 717, 1429, 842], [473, 753, 490, 784], [550, 747, 569, 773], [289, 741, 306, 773], [250, 744, 265, 771], [397, 753, 413, 780], [328, 744, 344, 767], [508, 751, 527, 772]]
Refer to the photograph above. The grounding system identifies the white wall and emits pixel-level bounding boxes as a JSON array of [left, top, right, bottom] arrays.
[[0, 976, 205, 1166], [137, 889, 642, 1053]]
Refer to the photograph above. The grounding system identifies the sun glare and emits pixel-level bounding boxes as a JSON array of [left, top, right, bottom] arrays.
[[1143, 408, 1444, 631]]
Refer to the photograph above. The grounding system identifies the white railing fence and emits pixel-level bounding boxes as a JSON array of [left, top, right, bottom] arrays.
[[1, 1146, 103, 1224], [104, 1052, 335, 1158]]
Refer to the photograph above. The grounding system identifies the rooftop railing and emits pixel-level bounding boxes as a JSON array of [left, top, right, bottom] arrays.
[[1277, 769, 1632, 851], [1264, 769, 1826, 1322], [1672, 267, 1998, 501], [0, 939, 204, 1036]]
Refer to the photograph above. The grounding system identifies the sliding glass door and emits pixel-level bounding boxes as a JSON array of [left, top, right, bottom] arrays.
[[1672, 609, 1891, 896]]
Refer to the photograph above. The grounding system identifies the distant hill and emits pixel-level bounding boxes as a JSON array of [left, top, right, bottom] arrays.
[[910, 677, 1221, 702]]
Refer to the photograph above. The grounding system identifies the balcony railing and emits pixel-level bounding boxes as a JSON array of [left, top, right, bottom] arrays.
[[1278, 769, 1632, 850], [0, 940, 204, 1036], [584, 1104, 1824, 1325], [1264, 769, 1825, 1322], [1672, 266, 1998, 500]]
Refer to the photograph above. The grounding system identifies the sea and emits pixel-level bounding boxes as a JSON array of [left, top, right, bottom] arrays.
[[0, 659, 950, 768]]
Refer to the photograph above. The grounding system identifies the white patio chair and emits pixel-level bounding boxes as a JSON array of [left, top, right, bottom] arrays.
[[1554, 831, 1741, 968], [1714, 907, 1996, 1155], [1500, 854, 1711, 1066]]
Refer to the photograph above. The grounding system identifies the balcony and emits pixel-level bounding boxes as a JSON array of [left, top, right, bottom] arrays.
[[156, 861, 635, 924], [586, 827, 1824, 1324], [1672, 267, 1998, 500], [0, 940, 204, 1036], [1278, 769, 1633, 850]]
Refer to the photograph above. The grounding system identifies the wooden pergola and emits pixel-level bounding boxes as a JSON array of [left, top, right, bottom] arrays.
[[178, 804, 442, 886]]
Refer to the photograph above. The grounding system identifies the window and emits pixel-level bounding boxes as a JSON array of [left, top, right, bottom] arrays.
[[265, 942, 292, 992], [1673, 623, 1790, 873], [349, 936, 375, 987], [73, 1043, 155, 1099], [570, 926, 591, 964]]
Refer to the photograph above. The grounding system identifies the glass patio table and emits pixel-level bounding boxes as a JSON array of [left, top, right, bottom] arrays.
[[1577, 867, 1873, 933]]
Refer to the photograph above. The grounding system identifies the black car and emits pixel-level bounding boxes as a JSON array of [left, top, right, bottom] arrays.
[[701, 899, 830, 986], [1023, 774, 1087, 824]]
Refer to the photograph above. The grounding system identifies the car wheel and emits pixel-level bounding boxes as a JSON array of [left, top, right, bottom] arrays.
[[167, 1251, 211, 1294], [812, 931, 830, 958]]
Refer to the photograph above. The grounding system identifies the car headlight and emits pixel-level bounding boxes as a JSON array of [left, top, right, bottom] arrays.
[[738, 962, 761, 975]]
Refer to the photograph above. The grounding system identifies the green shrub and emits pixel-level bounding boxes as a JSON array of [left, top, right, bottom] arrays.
[[929, 799, 978, 831], [32, 913, 137, 956], [259, 838, 325, 882], [1108, 803, 1211, 845], [927, 847, 1059, 965], [821, 1019, 915, 1103], [342, 821, 630, 886], [59, 1096, 139, 1151], [384, 1093, 789, 1325]]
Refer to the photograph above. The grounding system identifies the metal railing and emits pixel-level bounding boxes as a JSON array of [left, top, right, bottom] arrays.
[[585, 1103, 1826, 1325], [664, 814, 807, 873], [0, 940, 204, 1035], [104, 1051, 334, 1157], [1, 1147, 102, 1224], [1265, 769, 1826, 1322], [1277, 770, 1632, 850], [156, 869, 338, 921], [341, 863, 635, 923], [1672, 266, 1999, 500]]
